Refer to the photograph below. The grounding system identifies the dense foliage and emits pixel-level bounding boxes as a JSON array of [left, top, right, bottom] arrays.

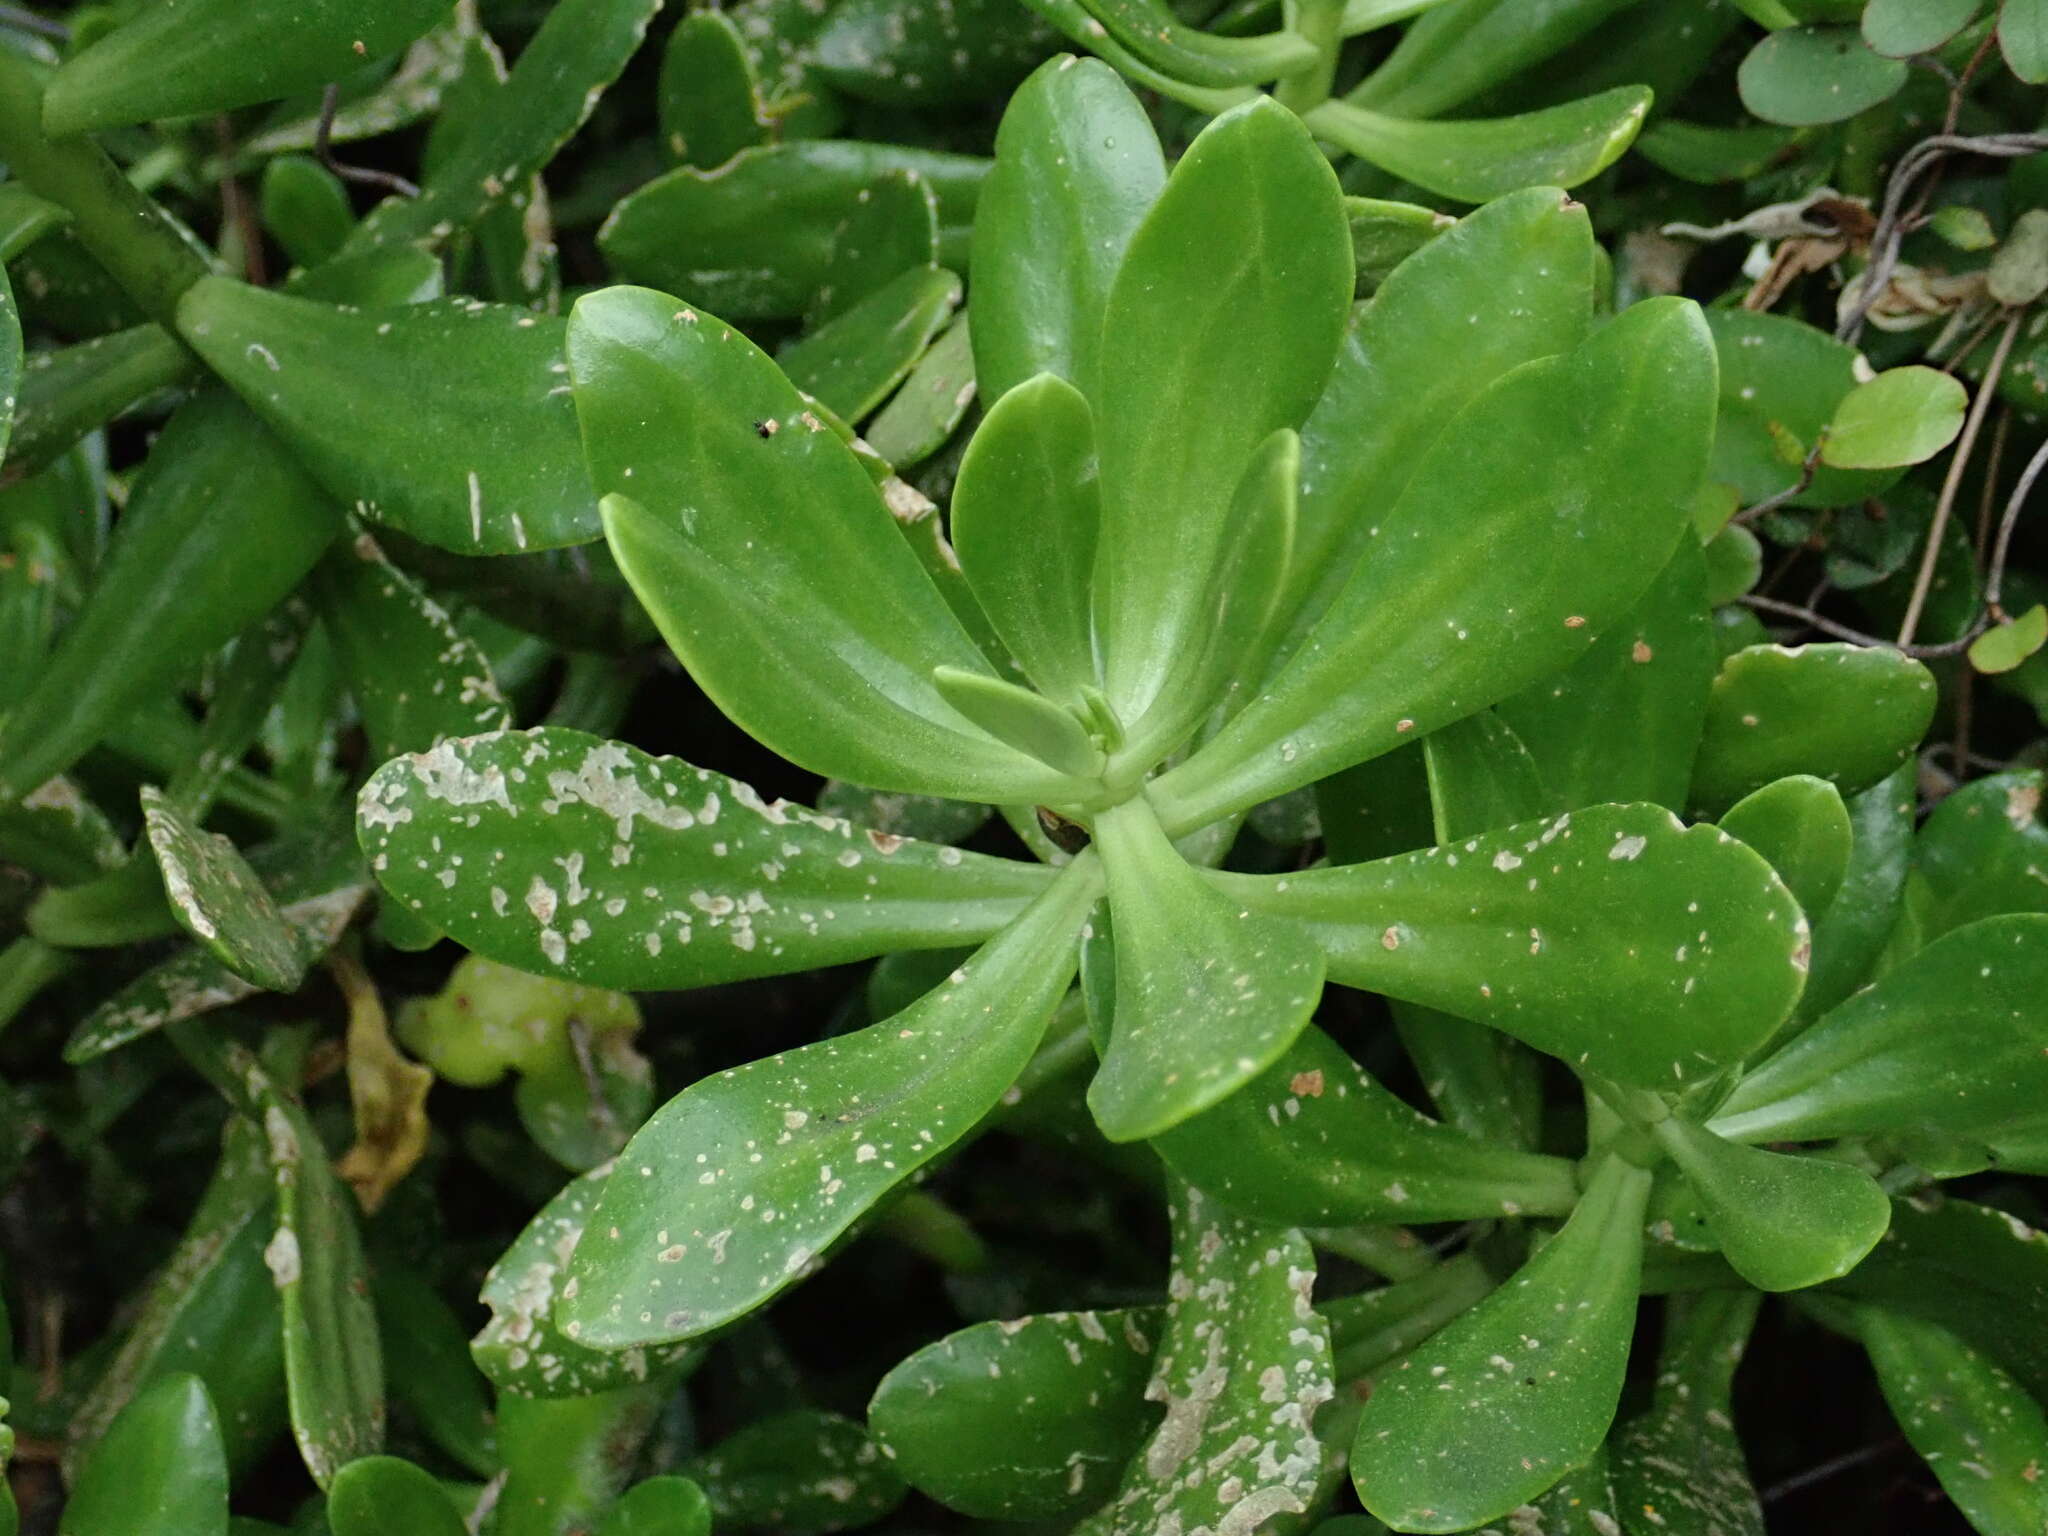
[[5, 0, 2048, 1533]]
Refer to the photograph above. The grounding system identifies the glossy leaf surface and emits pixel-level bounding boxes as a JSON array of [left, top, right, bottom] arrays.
[[1860, 1307, 2048, 1535], [1713, 914, 2048, 1144], [0, 391, 339, 801], [949, 371, 1099, 701], [43, 0, 448, 134], [778, 265, 960, 420], [326, 1456, 468, 1536], [1090, 796, 1325, 1141], [1690, 644, 1935, 814], [1798, 763, 1914, 1024], [1610, 1292, 1765, 1536], [1217, 803, 1807, 1087], [561, 865, 1096, 1345], [1863, 0, 1981, 55], [1739, 25, 1906, 124], [59, 1374, 229, 1536], [570, 286, 1067, 801], [600, 144, 986, 320], [1911, 770, 2048, 940], [1151, 1024, 1580, 1225], [473, 1163, 698, 1398], [1156, 297, 1716, 829], [598, 1478, 714, 1536], [971, 56, 1163, 403], [1089, 97, 1348, 724], [686, 1410, 905, 1535], [1352, 1155, 1651, 1531], [1287, 186, 1595, 642], [1718, 774, 1852, 921], [869, 1306, 1161, 1519], [179, 280, 595, 555], [358, 728, 1052, 989], [1654, 1117, 1888, 1290], [1824, 366, 1968, 469], [1306, 88, 1650, 203]]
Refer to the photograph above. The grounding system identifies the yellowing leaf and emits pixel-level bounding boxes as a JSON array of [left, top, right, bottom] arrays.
[[330, 950, 433, 1215]]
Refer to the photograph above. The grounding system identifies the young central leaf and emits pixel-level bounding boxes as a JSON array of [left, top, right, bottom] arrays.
[[948, 372, 1101, 703], [569, 286, 1070, 805], [559, 863, 1099, 1347], [1087, 795, 1325, 1141], [1089, 96, 1351, 727]]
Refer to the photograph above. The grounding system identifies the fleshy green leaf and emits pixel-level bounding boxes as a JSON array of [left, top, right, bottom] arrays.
[[594, 1477, 713, 1536], [1217, 803, 1806, 1089], [1304, 87, 1650, 203], [1497, 536, 1716, 812], [1286, 188, 1594, 642], [65, 1120, 285, 1480], [42, 0, 449, 134], [1718, 774, 1852, 920], [311, 531, 511, 760], [600, 143, 986, 320], [1352, 1154, 1651, 1531], [343, 0, 660, 256], [2004, 0, 2048, 82], [177, 281, 595, 556], [809, 169, 939, 323], [971, 56, 1164, 402], [568, 286, 1067, 802], [778, 265, 960, 420], [560, 864, 1097, 1345], [1653, 1117, 1888, 1290], [1610, 1292, 1765, 1536], [1344, 0, 1637, 117], [142, 787, 307, 994], [473, 1164, 697, 1397], [1065, 0, 1315, 85], [1738, 24, 1907, 124], [865, 315, 977, 469], [1712, 914, 2048, 1145], [1690, 644, 1936, 814], [1912, 770, 2048, 939], [949, 371, 1100, 701], [658, 12, 771, 169], [357, 728, 1054, 989], [1859, 1306, 2048, 1535], [326, 1456, 468, 1536], [1091, 97, 1350, 728], [495, 1384, 674, 1536], [931, 667, 1103, 777], [1150, 1023, 1580, 1225], [869, 1307, 1162, 1520], [1796, 763, 1914, 1024], [1089, 796, 1326, 1141], [58, 1374, 229, 1536], [1970, 604, 2048, 675], [1822, 366, 1968, 469], [1091, 1183, 1333, 1536], [1863, 0, 1981, 56], [1156, 296, 1716, 830], [0, 390, 340, 803], [686, 1411, 905, 1536]]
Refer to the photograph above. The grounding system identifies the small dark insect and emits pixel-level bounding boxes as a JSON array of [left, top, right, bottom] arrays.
[[754, 419, 779, 439], [1036, 806, 1091, 855]]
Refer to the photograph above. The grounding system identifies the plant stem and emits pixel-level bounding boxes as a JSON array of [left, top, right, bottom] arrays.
[[0, 47, 213, 329], [1897, 311, 2020, 648], [1274, 0, 1347, 114], [1308, 1224, 1435, 1280]]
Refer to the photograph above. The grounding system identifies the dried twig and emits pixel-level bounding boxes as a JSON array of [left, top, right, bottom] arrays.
[[315, 81, 420, 199]]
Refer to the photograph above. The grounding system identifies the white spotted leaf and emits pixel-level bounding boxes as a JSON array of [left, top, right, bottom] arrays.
[[176, 280, 597, 555], [1088, 794, 1326, 1142], [1212, 802, 1807, 1089], [142, 787, 308, 994], [355, 728, 1056, 990], [558, 863, 1099, 1347], [1711, 913, 2048, 1145], [1090, 1182, 1334, 1536], [1352, 1154, 1652, 1531]]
